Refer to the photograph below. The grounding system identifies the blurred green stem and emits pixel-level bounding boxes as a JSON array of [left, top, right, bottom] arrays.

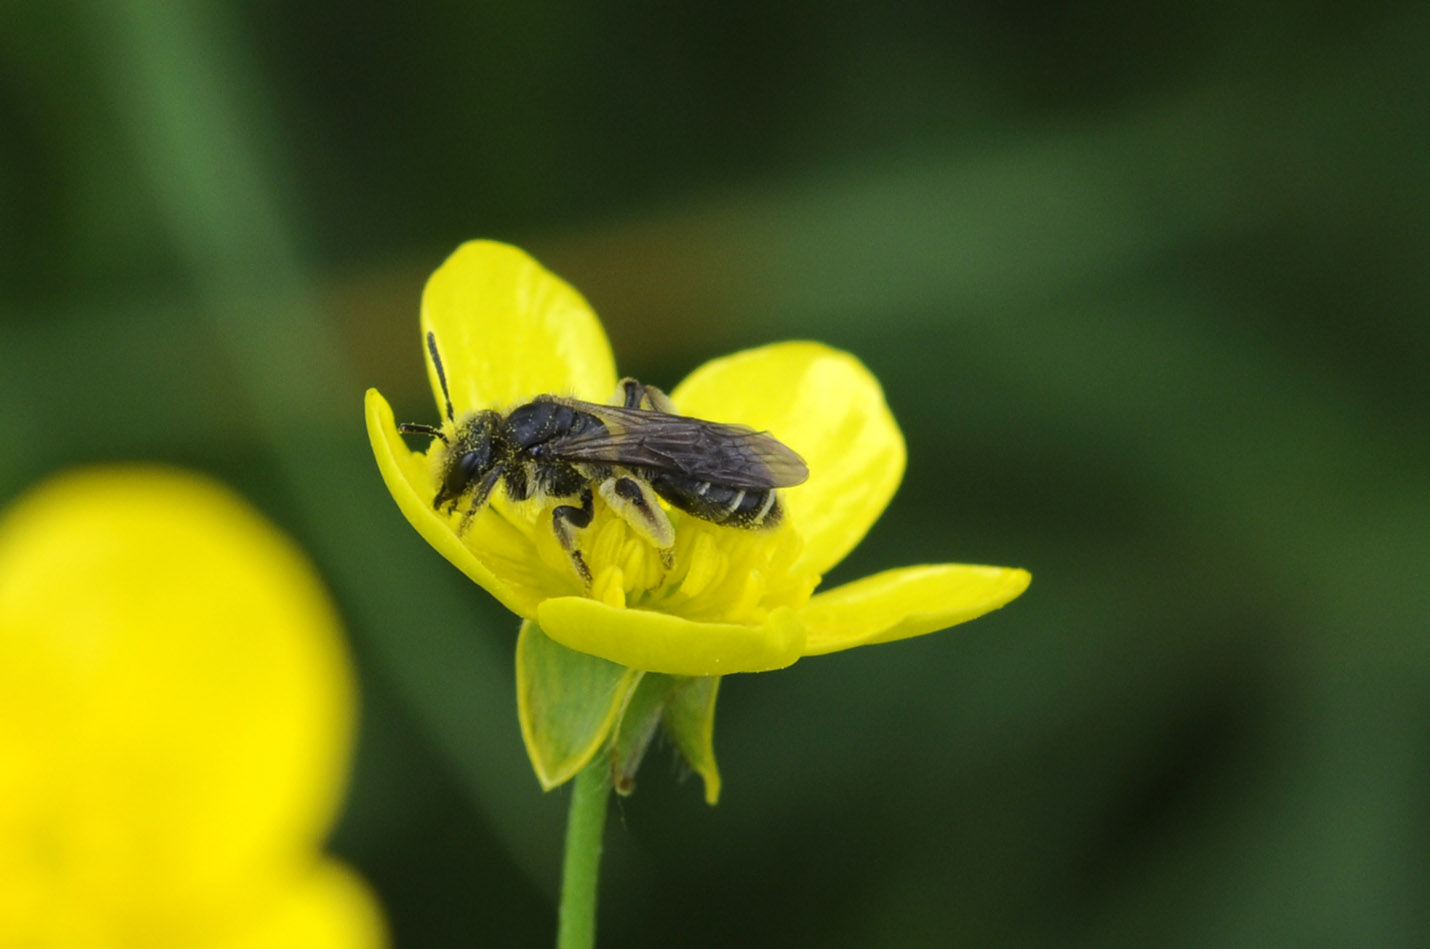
[[558, 757, 610, 949]]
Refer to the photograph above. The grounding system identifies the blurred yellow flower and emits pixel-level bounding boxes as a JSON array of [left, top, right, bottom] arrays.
[[0, 467, 385, 947], [365, 241, 1029, 795]]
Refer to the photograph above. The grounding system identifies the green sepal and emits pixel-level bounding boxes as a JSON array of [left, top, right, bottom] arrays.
[[609, 674, 678, 798], [516, 619, 643, 790], [609, 673, 723, 805], [664, 675, 722, 805]]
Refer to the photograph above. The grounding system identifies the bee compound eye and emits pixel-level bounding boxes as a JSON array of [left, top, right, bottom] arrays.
[[449, 446, 489, 487]]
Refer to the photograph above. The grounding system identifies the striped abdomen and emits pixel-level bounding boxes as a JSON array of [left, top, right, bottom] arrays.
[[647, 473, 782, 529]]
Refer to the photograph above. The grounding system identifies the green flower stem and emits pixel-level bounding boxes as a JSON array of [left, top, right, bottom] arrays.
[[558, 756, 611, 949]]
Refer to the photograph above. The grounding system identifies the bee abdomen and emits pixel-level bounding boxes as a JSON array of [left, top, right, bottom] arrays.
[[647, 474, 781, 529]]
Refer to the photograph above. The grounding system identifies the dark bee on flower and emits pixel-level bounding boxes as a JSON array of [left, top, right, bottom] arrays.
[[399, 332, 809, 583]]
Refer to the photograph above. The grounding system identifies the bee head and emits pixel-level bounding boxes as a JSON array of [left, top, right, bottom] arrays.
[[435, 410, 505, 512]]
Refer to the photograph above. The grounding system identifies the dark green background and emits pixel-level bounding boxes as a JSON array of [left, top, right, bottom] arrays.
[[3, 2, 1427, 945]]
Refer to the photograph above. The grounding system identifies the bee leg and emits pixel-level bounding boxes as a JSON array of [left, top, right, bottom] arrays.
[[597, 476, 675, 568], [452, 467, 504, 537], [551, 487, 595, 585], [616, 377, 677, 414], [616, 378, 645, 408]]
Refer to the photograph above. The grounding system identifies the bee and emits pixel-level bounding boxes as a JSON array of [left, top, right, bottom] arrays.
[[399, 332, 809, 583]]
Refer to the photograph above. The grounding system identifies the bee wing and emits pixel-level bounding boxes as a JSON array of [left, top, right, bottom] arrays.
[[553, 402, 809, 489]]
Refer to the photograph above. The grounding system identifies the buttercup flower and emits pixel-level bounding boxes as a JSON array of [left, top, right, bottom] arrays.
[[0, 467, 385, 948], [366, 240, 1029, 795]]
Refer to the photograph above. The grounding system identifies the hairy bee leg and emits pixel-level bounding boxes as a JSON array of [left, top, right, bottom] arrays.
[[450, 467, 504, 537], [644, 385, 676, 414], [455, 497, 487, 536], [616, 377, 677, 414], [597, 476, 676, 568], [551, 487, 595, 584], [616, 378, 644, 409]]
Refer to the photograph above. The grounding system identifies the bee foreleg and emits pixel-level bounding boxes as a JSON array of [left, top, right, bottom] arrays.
[[551, 487, 595, 584], [454, 466, 504, 535], [615, 377, 677, 414], [598, 476, 675, 567]]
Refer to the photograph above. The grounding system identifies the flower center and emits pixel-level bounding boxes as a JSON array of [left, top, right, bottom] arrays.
[[512, 494, 818, 625]]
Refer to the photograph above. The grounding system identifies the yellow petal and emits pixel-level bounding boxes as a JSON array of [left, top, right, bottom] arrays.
[[537, 597, 806, 676], [0, 467, 362, 934], [799, 564, 1031, 655], [365, 387, 545, 617], [218, 861, 387, 949], [420, 240, 617, 414], [670, 342, 905, 577]]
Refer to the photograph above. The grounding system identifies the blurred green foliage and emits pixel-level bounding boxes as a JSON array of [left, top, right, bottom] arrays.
[[2, 1, 1427, 945]]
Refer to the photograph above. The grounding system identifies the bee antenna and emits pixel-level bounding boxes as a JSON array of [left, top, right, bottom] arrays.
[[426, 330, 455, 422], [398, 422, 449, 444]]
